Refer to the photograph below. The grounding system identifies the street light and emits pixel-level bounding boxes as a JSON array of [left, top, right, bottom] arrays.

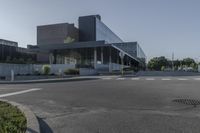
[[119, 51, 125, 75]]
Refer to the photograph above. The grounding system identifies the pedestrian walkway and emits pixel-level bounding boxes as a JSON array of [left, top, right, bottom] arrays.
[[101, 77, 200, 81]]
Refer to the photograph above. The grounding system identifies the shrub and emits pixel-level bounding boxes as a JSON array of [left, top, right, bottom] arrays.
[[0, 101, 27, 133], [42, 65, 51, 75], [161, 66, 165, 71], [64, 68, 79, 75], [123, 67, 139, 72]]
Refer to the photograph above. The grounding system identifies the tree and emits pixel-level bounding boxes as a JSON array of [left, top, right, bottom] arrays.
[[147, 56, 169, 71], [161, 66, 165, 71], [148, 56, 198, 71], [6, 56, 11, 63], [64, 36, 75, 43], [18, 58, 25, 64], [182, 58, 195, 67]]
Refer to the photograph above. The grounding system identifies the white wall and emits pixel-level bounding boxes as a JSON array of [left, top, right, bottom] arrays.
[[0, 63, 75, 76]]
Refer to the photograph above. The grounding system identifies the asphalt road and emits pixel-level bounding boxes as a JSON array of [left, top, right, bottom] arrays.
[[1, 76, 200, 133]]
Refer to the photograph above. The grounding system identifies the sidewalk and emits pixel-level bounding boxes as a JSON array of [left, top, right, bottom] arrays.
[[0, 75, 120, 84], [0, 76, 99, 84]]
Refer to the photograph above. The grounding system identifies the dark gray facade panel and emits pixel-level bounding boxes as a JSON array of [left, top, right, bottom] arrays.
[[79, 16, 96, 42], [37, 23, 79, 45], [35, 41, 107, 51], [0, 43, 36, 63]]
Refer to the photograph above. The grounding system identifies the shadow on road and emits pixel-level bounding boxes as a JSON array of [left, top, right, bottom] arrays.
[[26, 128, 39, 133], [37, 117, 53, 133]]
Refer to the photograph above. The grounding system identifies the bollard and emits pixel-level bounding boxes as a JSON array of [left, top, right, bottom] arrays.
[[59, 69, 62, 78], [11, 69, 14, 81]]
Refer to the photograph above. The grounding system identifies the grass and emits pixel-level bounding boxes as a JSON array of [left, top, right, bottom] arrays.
[[0, 101, 26, 133]]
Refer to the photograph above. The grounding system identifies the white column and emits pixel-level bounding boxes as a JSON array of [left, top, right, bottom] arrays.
[[94, 48, 97, 69], [109, 47, 112, 72], [49, 53, 54, 64], [101, 47, 104, 64]]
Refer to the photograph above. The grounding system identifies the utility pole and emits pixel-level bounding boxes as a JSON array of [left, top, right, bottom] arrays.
[[172, 52, 174, 71]]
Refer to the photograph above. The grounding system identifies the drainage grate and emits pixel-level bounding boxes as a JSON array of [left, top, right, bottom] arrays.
[[172, 98, 200, 107]]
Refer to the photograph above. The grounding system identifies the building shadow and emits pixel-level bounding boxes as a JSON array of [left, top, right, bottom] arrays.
[[26, 128, 39, 133], [37, 117, 53, 133]]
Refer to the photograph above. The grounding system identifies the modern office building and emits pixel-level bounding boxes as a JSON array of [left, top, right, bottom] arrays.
[[30, 15, 146, 72], [0, 39, 36, 63]]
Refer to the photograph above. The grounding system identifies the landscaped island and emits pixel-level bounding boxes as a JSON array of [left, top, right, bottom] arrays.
[[0, 101, 26, 133]]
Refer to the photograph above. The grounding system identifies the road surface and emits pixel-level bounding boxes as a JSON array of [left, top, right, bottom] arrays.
[[1, 76, 200, 133]]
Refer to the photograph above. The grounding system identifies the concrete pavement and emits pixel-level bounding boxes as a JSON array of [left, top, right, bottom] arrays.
[[1, 76, 200, 133]]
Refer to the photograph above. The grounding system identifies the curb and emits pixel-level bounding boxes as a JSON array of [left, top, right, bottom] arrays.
[[0, 77, 99, 84], [0, 99, 40, 133]]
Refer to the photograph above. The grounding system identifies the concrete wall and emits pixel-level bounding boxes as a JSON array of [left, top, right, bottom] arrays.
[[33, 64, 75, 75], [79, 68, 97, 76], [96, 63, 129, 72], [0, 63, 75, 77], [136, 71, 200, 77], [0, 63, 34, 77]]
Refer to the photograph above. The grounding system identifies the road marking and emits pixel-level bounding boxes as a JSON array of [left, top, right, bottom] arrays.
[[0, 88, 42, 98], [178, 78, 188, 81], [102, 77, 112, 80], [161, 78, 171, 81], [131, 78, 140, 80], [145, 78, 155, 80], [116, 78, 125, 80]]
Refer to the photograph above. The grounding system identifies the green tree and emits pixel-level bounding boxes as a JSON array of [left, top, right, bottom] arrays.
[[12, 58, 18, 64], [147, 56, 169, 71], [64, 36, 75, 43], [182, 58, 196, 67], [6, 56, 11, 63], [27, 58, 34, 64], [161, 66, 165, 71], [18, 58, 25, 64]]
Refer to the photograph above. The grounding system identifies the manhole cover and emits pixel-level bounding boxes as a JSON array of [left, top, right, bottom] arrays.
[[172, 98, 200, 107]]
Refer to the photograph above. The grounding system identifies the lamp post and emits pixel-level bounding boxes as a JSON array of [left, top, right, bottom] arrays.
[[172, 52, 174, 71], [119, 52, 125, 75]]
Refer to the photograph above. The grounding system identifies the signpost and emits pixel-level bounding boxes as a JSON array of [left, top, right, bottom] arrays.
[[119, 52, 125, 75]]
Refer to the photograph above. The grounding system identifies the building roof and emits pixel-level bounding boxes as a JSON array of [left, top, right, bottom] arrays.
[[0, 39, 18, 47]]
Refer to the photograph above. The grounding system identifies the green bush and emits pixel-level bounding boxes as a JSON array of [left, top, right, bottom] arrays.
[[42, 65, 51, 75], [123, 67, 139, 72], [64, 68, 79, 75], [161, 66, 165, 71], [0, 101, 27, 133]]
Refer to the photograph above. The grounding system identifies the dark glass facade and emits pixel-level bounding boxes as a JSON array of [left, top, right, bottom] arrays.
[[79, 15, 123, 43], [0, 44, 17, 61], [0, 40, 36, 63], [96, 17, 123, 43]]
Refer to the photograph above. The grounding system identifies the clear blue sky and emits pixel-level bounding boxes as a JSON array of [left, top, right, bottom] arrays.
[[0, 0, 200, 61]]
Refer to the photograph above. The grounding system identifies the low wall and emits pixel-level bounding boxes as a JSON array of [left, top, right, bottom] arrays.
[[79, 68, 97, 76], [136, 71, 200, 76], [0, 63, 75, 77], [96, 63, 129, 72], [33, 64, 75, 75], [0, 63, 33, 77]]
